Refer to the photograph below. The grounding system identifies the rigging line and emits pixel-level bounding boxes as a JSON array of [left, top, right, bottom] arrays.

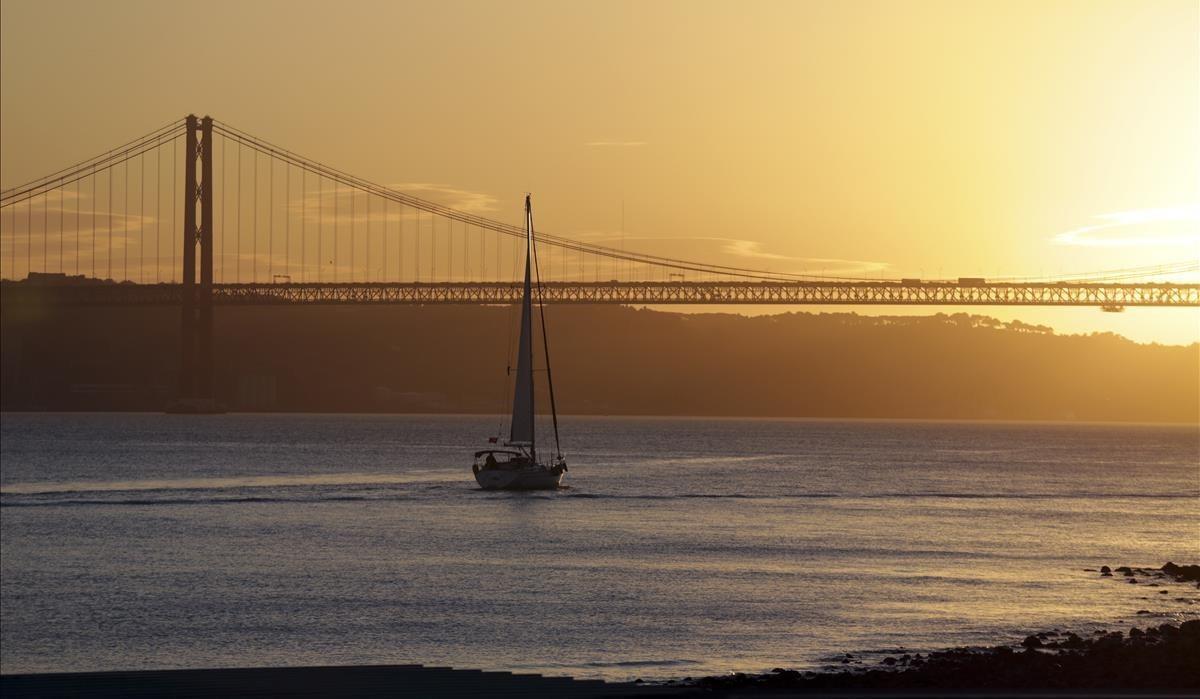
[[1, 127, 184, 207], [1, 118, 183, 198], [529, 198, 561, 460]]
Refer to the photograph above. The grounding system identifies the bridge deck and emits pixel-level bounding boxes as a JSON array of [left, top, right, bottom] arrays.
[[2, 280, 1197, 307]]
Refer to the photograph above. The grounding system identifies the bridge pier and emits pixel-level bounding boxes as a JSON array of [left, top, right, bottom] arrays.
[[167, 115, 221, 414]]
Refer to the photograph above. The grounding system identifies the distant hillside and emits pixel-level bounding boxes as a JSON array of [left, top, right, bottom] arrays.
[[1, 304, 1196, 423]]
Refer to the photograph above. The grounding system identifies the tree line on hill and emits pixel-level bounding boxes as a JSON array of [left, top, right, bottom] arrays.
[[1, 303, 1195, 423]]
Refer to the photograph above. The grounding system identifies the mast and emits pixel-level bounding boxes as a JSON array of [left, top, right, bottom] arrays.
[[508, 195, 536, 459]]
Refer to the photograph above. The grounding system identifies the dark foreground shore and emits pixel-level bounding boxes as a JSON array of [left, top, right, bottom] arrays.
[[678, 620, 1199, 696], [3, 624, 1196, 698], [675, 562, 1200, 696], [4, 565, 1197, 697]]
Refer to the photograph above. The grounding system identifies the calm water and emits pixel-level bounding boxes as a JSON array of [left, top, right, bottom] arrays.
[[2, 413, 1197, 680]]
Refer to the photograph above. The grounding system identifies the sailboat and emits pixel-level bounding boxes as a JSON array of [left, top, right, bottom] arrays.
[[472, 195, 567, 491]]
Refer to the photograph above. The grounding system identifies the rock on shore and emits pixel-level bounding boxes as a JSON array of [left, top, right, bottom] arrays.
[[683, 562, 1200, 694], [685, 621, 1199, 693]]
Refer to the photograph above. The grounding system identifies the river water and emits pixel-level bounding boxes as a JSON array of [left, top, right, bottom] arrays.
[[1, 413, 1197, 680]]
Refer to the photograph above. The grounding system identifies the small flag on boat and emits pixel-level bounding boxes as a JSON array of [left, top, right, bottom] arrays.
[[488, 436, 498, 443]]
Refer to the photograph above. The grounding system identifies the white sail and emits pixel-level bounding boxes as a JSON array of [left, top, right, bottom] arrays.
[[509, 228, 535, 447]]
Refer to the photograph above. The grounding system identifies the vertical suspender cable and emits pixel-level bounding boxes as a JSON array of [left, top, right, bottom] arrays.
[[350, 189, 355, 282], [172, 136, 177, 282], [285, 161, 290, 279], [301, 168, 306, 282], [367, 195, 371, 281], [92, 172, 97, 278], [220, 135, 225, 282], [123, 160, 128, 280], [139, 152, 144, 281], [333, 179, 338, 282], [236, 142, 242, 282], [269, 155, 274, 281], [253, 150, 258, 282], [213, 134, 219, 282], [156, 143, 161, 282], [317, 175, 323, 282], [107, 166, 113, 279], [383, 199, 387, 280], [74, 180, 80, 275], [58, 184, 64, 272], [25, 192, 31, 277]]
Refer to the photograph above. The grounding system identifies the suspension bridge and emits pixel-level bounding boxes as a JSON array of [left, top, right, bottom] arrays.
[[2, 115, 1197, 407]]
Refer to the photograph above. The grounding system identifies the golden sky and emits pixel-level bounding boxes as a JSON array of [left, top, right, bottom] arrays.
[[2, 0, 1197, 343]]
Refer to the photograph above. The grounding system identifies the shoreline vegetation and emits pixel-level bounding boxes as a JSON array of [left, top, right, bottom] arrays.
[[672, 563, 1200, 694], [3, 305, 1198, 422]]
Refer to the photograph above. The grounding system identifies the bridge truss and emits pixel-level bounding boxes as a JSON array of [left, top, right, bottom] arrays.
[[2, 114, 1197, 406], [3, 280, 1195, 308]]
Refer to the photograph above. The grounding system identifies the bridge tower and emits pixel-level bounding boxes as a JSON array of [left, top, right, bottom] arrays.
[[170, 115, 219, 412]]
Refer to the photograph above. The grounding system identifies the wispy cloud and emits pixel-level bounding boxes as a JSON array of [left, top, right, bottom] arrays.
[[584, 141, 647, 147], [288, 182, 500, 225], [567, 232, 889, 274], [391, 182, 499, 213], [1053, 205, 1200, 247]]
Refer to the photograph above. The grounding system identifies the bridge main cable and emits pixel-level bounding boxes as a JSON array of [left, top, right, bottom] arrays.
[[211, 120, 879, 283]]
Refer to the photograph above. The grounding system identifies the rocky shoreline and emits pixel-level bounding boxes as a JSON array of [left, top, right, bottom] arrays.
[[671, 563, 1200, 694]]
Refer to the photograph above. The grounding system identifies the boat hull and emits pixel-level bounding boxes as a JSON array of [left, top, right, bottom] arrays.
[[474, 467, 564, 491]]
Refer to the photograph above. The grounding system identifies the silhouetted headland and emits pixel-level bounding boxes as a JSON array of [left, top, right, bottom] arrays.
[[2, 303, 1196, 422]]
